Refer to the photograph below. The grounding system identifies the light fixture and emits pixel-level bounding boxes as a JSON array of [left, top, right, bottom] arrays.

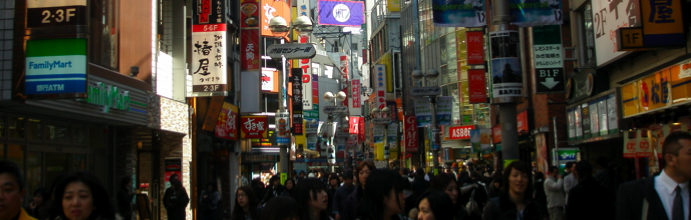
[[323, 91, 335, 102], [293, 15, 313, 36], [268, 16, 290, 37], [137, 141, 143, 149], [411, 70, 423, 81], [336, 91, 347, 102], [371, 108, 380, 114], [426, 68, 440, 80], [381, 106, 390, 114], [344, 116, 349, 122]]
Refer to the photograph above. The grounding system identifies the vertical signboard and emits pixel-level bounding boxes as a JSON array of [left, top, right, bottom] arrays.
[[374, 64, 387, 109], [241, 29, 260, 70], [466, 31, 484, 65], [414, 97, 431, 127], [404, 116, 418, 152], [312, 74, 319, 110], [591, 0, 639, 66], [581, 103, 591, 138], [607, 94, 619, 134], [215, 102, 238, 140], [340, 56, 349, 86], [292, 69, 304, 135], [191, 24, 227, 95], [194, 0, 226, 24], [349, 116, 360, 134], [352, 79, 361, 108], [164, 159, 182, 187], [358, 117, 365, 144], [468, 69, 487, 103], [640, 0, 684, 47], [276, 111, 291, 138], [490, 30, 522, 102], [533, 25, 565, 93], [25, 38, 87, 96], [435, 97, 453, 125]]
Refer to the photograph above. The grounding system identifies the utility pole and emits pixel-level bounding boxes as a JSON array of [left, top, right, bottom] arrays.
[[492, 0, 520, 167]]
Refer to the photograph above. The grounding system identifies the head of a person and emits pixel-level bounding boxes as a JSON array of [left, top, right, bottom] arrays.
[[299, 171, 306, 178], [343, 173, 354, 186], [469, 171, 480, 181], [356, 161, 376, 188], [492, 177, 503, 189], [663, 131, 691, 180], [548, 166, 559, 178], [329, 175, 339, 188], [0, 160, 25, 220], [169, 174, 179, 182], [260, 196, 301, 220], [534, 171, 544, 181], [415, 168, 425, 179], [285, 179, 295, 191], [292, 170, 298, 178], [49, 171, 114, 220], [357, 169, 407, 220], [170, 178, 184, 190], [270, 175, 281, 187], [400, 168, 408, 176], [574, 161, 593, 181], [429, 173, 459, 204], [120, 176, 132, 190], [290, 178, 328, 219], [416, 191, 455, 220], [564, 162, 574, 173], [501, 161, 533, 200], [33, 188, 50, 207], [206, 182, 215, 192], [233, 186, 259, 219]]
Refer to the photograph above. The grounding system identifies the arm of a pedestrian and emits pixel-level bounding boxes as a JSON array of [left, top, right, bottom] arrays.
[[461, 184, 475, 195], [544, 178, 563, 191]]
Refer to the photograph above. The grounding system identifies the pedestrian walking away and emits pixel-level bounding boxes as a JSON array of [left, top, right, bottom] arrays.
[[565, 161, 614, 220], [616, 131, 691, 220]]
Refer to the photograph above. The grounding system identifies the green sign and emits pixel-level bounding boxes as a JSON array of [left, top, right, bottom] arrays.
[[83, 82, 130, 113], [25, 38, 87, 95], [280, 173, 287, 185]]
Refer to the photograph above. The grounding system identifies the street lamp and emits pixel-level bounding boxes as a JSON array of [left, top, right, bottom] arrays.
[[268, 15, 314, 175], [411, 69, 442, 169], [322, 91, 348, 172]]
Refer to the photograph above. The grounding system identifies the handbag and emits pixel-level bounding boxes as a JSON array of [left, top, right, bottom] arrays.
[[466, 188, 482, 216]]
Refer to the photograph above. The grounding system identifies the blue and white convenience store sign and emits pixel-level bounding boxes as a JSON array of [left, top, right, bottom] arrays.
[[25, 38, 87, 95]]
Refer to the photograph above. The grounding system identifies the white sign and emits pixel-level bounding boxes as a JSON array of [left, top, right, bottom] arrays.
[[156, 53, 174, 99], [261, 68, 274, 91], [607, 94, 618, 131], [591, 0, 638, 67], [266, 43, 317, 59], [533, 44, 563, 68], [191, 24, 228, 95], [325, 65, 334, 78], [333, 4, 350, 22]]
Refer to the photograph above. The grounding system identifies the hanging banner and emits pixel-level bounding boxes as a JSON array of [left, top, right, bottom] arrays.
[[533, 25, 565, 93], [490, 30, 523, 101], [191, 24, 228, 95], [414, 97, 432, 127], [260, 0, 291, 37], [240, 1, 259, 28], [312, 74, 319, 110], [358, 117, 365, 144], [374, 64, 387, 109], [241, 29, 260, 70], [317, 0, 365, 26], [373, 125, 384, 144], [194, 0, 226, 24], [492, 124, 502, 144], [349, 116, 360, 134], [480, 128, 492, 150], [468, 69, 487, 103], [240, 116, 268, 139], [291, 68, 304, 112], [431, 0, 486, 27], [300, 38, 313, 110], [404, 116, 418, 152], [591, 0, 639, 67], [276, 111, 291, 138], [470, 129, 481, 153], [340, 56, 349, 88], [352, 79, 361, 108], [466, 31, 485, 65], [509, 0, 563, 27], [535, 133, 549, 173], [215, 102, 239, 140], [436, 96, 453, 126]]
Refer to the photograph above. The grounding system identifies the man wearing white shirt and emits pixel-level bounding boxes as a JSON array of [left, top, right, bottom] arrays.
[[563, 162, 578, 204], [616, 131, 691, 220]]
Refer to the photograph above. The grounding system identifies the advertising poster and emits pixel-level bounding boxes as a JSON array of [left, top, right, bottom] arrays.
[[581, 103, 590, 138], [623, 130, 638, 158], [240, 1, 259, 28], [307, 134, 318, 151], [404, 116, 418, 152], [480, 128, 491, 150], [431, 0, 486, 27], [260, 0, 291, 37], [276, 111, 291, 138], [261, 68, 276, 92], [387, 124, 398, 145], [298, 0, 310, 17], [466, 31, 485, 65], [468, 69, 487, 103], [241, 29, 260, 70], [194, 0, 226, 24], [304, 111, 319, 133], [240, 116, 268, 138], [414, 97, 432, 127], [535, 133, 549, 173], [470, 129, 481, 153], [191, 24, 228, 94], [349, 116, 360, 134], [591, 0, 639, 66], [589, 101, 599, 137], [436, 96, 453, 125], [215, 102, 238, 140], [490, 30, 522, 100], [373, 126, 384, 144], [607, 94, 618, 133], [164, 159, 182, 188], [598, 98, 608, 136], [509, 0, 563, 27], [340, 56, 349, 88], [317, 0, 364, 26], [637, 129, 653, 158], [450, 125, 474, 140]]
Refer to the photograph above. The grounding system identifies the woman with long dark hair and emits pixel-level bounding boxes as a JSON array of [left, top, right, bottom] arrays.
[[357, 169, 409, 220], [232, 186, 260, 220], [48, 171, 116, 220], [163, 178, 190, 220], [260, 196, 301, 220], [429, 173, 469, 220], [290, 178, 331, 220], [281, 178, 296, 196], [416, 191, 456, 220], [342, 161, 376, 220], [482, 161, 543, 220]]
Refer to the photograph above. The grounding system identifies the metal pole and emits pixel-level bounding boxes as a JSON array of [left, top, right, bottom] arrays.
[[430, 96, 439, 168], [279, 53, 288, 174], [493, 0, 520, 167]]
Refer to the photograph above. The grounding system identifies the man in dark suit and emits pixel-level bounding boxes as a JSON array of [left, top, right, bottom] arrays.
[[616, 131, 691, 220], [566, 161, 614, 220]]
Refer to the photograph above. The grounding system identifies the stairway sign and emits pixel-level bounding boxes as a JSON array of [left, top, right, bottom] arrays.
[[533, 25, 565, 93]]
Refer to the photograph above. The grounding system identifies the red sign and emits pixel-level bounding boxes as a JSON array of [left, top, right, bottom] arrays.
[[624, 139, 637, 158], [449, 125, 475, 140], [468, 69, 487, 103], [404, 116, 418, 152], [240, 1, 259, 28], [517, 111, 528, 134], [241, 29, 260, 70], [350, 116, 360, 134], [352, 80, 361, 108], [340, 55, 349, 81], [240, 116, 268, 138], [358, 117, 365, 144], [492, 125, 502, 143], [215, 103, 238, 140], [466, 31, 484, 65], [198, 0, 211, 23]]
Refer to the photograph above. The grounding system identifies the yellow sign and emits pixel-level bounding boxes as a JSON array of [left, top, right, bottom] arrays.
[[387, 0, 400, 12], [621, 82, 639, 117], [670, 61, 691, 104], [280, 173, 287, 185], [378, 53, 394, 93], [641, 0, 684, 37], [638, 70, 671, 112], [618, 27, 644, 49]]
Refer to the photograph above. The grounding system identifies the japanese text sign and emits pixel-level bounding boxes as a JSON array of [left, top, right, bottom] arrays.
[[261, 0, 291, 38], [449, 125, 475, 140], [349, 116, 360, 134], [291, 68, 304, 112], [640, 0, 684, 47], [241, 29, 260, 70], [466, 31, 484, 65], [374, 64, 386, 109], [468, 69, 487, 103], [240, 116, 268, 139], [194, 0, 225, 24], [358, 117, 365, 143], [276, 111, 291, 138], [591, 0, 639, 66], [404, 116, 418, 152], [352, 80, 361, 107], [267, 43, 317, 59], [317, 0, 365, 26], [215, 102, 238, 140], [191, 24, 228, 95]]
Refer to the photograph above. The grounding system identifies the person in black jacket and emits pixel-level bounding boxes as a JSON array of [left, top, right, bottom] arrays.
[[565, 161, 614, 220], [326, 175, 340, 219], [482, 161, 543, 220], [532, 171, 548, 216], [615, 131, 691, 220], [117, 176, 135, 220], [333, 173, 355, 220], [163, 178, 190, 220], [260, 175, 285, 205]]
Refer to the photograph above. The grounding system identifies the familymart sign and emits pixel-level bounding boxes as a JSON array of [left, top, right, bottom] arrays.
[[25, 38, 87, 95]]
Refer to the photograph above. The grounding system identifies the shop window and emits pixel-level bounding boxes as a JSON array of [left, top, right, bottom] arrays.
[[263, 94, 279, 113], [576, 3, 596, 67], [44, 153, 67, 185], [28, 118, 42, 141], [26, 151, 42, 201], [8, 116, 25, 139], [89, 0, 119, 70], [46, 122, 72, 144], [7, 145, 24, 171], [74, 125, 86, 145]]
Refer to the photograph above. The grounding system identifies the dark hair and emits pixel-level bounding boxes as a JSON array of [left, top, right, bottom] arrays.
[[597, 157, 609, 168], [329, 175, 340, 185], [470, 171, 480, 179], [343, 172, 353, 180], [299, 171, 306, 176], [575, 161, 593, 181], [120, 176, 132, 189], [357, 169, 407, 220], [534, 171, 544, 180], [501, 161, 533, 200], [663, 131, 691, 160], [206, 182, 216, 191], [0, 160, 24, 191], [415, 168, 426, 179], [429, 173, 457, 192], [169, 173, 179, 181], [416, 191, 455, 220], [33, 187, 50, 199], [356, 161, 376, 188], [49, 171, 115, 220], [284, 178, 296, 192], [565, 162, 575, 170], [290, 178, 329, 220], [232, 186, 259, 220], [269, 175, 281, 186], [549, 166, 559, 174], [171, 178, 184, 191], [260, 196, 301, 220]]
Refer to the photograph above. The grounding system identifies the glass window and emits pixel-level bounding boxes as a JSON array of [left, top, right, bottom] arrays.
[[46, 122, 72, 144], [7, 145, 24, 171], [89, 0, 119, 69], [27, 118, 42, 141], [44, 153, 68, 184], [26, 151, 42, 200], [74, 125, 86, 145], [9, 116, 25, 139], [580, 3, 596, 66]]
